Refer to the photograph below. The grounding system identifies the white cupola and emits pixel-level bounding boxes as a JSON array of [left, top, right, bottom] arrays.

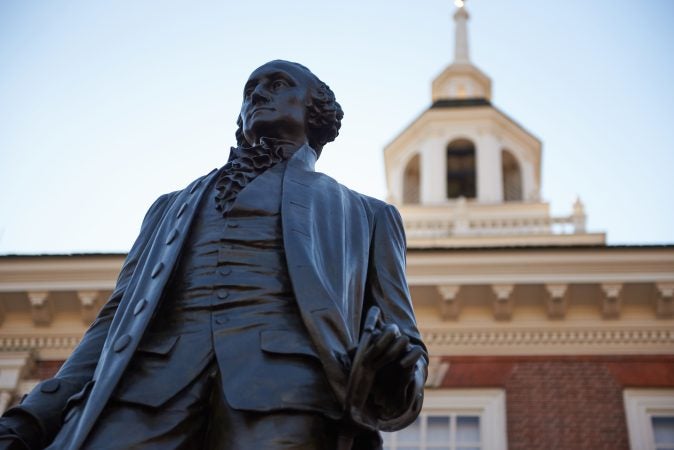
[[383, 2, 604, 248]]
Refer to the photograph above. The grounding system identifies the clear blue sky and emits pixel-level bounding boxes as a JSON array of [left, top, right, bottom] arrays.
[[1, 0, 673, 254]]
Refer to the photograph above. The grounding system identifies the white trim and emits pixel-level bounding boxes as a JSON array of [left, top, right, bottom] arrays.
[[384, 389, 507, 450], [624, 389, 674, 450], [422, 326, 674, 356]]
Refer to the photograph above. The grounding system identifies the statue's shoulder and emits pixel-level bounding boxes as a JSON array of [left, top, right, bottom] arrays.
[[146, 166, 219, 216], [309, 171, 392, 218]]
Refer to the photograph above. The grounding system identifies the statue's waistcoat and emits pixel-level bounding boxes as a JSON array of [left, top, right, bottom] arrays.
[[114, 161, 339, 415]]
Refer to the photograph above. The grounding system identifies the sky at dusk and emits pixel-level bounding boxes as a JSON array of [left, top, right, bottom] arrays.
[[1, 0, 673, 254]]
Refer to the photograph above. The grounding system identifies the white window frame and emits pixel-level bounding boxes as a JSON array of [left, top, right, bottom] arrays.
[[383, 388, 507, 450], [624, 389, 674, 450]]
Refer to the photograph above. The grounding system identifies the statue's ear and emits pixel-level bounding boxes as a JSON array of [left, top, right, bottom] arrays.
[[235, 115, 249, 147]]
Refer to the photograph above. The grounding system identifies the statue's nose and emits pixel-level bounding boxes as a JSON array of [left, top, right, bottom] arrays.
[[251, 85, 270, 105]]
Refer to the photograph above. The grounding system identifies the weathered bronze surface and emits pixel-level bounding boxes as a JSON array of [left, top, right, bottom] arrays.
[[0, 60, 427, 450]]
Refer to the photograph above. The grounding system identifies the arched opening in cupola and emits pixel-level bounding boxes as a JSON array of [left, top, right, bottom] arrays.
[[403, 153, 421, 204], [446, 139, 476, 199], [502, 149, 523, 202]]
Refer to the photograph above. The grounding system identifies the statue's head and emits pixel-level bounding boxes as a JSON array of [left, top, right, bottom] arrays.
[[236, 60, 343, 157]]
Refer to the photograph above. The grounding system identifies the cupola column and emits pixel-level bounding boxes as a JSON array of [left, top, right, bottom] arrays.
[[476, 134, 504, 202], [420, 137, 448, 203]]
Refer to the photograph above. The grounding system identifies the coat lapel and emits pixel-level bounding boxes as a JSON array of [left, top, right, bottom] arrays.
[[282, 145, 357, 405], [64, 168, 219, 450]]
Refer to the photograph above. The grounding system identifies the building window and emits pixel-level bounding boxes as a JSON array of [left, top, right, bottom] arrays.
[[403, 154, 421, 204], [383, 389, 507, 450], [501, 150, 522, 202], [383, 414, 481, 449], [446, 139, 476, 199], [624, 389, 674, 450]]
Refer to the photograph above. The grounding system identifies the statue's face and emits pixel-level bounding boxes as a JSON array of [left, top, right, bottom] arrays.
[[240, 60, 313, 146]]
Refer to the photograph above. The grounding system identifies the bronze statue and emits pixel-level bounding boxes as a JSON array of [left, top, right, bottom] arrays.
[[0, 60, 427, 450]]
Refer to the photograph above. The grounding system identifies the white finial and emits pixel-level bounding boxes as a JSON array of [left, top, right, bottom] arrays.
[[453, 0, 470, 63], [572, 196, 587, 233]]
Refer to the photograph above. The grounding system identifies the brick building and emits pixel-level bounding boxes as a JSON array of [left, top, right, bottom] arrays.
[[379, 3, 674, 450], [1, 3, 673, 449]]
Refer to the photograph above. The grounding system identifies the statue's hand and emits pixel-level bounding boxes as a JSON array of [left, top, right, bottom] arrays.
[[351, 323, 423, 419], [359, 324, 424, 418], [360, 324, 418, 377]]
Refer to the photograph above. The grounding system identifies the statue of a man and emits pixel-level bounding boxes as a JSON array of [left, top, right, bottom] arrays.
[[0, 60, 427, 450]]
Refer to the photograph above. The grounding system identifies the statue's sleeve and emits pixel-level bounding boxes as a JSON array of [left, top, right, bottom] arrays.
[[363, 203, 428, 431], [0, 194, 172, 450]]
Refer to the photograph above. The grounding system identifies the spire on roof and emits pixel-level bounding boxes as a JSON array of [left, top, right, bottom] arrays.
[[432, 0, 492, 102], [453, 0, 470, 63]]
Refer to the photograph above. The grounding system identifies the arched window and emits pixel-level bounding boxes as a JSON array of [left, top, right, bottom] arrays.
[[446, 139, 476, 199], [502, 150, 523, 201], [403, 154, 420, 204]]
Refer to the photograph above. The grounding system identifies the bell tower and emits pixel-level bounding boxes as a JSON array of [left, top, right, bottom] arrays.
[[383, 2, 604, 248]]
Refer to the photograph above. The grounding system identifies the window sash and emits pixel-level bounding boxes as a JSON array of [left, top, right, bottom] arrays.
[[383, 413, 482, 450]]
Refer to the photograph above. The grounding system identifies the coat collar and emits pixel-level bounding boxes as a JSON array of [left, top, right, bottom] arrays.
[[287, 143, 317, 172]]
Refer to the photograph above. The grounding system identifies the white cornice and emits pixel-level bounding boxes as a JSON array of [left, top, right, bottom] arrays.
[[423, 325, 674, 356], [0, 256, 124, 292], [407, 247, 674, 285]]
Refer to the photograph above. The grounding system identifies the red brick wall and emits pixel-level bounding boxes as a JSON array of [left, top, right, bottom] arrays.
[[33, 360, 64, 380], [440, 355, 674, 450], [33, 355, 674, 449]]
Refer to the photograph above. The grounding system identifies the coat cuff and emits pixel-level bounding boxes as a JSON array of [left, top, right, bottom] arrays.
[[4, 377, 86, 448]]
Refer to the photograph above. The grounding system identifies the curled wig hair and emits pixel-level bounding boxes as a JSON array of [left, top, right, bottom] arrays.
[[235, 61, 344, 157]]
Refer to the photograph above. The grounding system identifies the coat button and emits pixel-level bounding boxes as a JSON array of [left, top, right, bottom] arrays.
[[165, 229, 179, 245], [114, 334, 132, 352], [151, 262, 164, 279], [219, 267, 232, 276], [214, 316, 227, 325], [189, 180, 201, 194], [177, 203, 188, 218], [133, 298, 148, 316], [217, 289, 229, 300], [227, 223, 239, 228], [40, 379, 61, 393]]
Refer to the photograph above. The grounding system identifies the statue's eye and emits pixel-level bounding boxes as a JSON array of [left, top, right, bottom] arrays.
[[271, 79, 288, 91]]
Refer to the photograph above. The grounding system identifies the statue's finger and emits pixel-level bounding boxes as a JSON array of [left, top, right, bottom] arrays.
[[371, 335, 409, 368], [399, 346, 424, 368], [369, 325, 399, 355]]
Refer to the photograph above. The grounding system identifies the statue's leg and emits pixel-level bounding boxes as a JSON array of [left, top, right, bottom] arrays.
[[206, 407, 341, 450], [205, 372, 340, 450], [79, 360, 219, 450]]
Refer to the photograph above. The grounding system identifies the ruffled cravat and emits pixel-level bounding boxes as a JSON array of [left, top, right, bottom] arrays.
[[214, 138, 299, 217]]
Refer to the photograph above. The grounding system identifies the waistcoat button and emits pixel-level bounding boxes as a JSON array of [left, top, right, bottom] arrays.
[[217, 289, 229, 299], [219, 267, 232, 276]]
